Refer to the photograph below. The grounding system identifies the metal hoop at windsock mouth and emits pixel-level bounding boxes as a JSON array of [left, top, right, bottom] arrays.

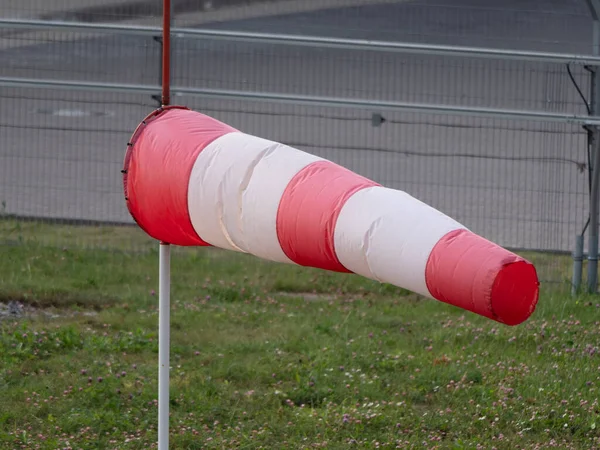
[[122, 106, 539, 326]]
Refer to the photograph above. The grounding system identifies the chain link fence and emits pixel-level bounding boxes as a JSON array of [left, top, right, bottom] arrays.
[[0, 0, 596, 285]]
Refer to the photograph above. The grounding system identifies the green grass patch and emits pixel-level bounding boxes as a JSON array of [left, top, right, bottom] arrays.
[[0, 221, 598, 449]]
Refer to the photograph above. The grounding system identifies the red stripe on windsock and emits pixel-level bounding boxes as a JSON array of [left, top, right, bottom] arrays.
[[425, 229, 539, 326], [276, 160, 379, 272], [123, 107, 237, 246]]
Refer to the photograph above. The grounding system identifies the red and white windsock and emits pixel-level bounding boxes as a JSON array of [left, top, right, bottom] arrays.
[[123, 106, 539, 326]]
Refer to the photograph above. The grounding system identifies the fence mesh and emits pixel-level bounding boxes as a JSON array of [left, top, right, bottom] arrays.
[[196, 0, 592, 53], [0, 0, 597, 286], [3, 0, 162, 25]]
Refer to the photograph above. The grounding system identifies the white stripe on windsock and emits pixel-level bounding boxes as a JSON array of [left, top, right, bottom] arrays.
[[333, 186, 466, 298], [187, 132, 323, 263]]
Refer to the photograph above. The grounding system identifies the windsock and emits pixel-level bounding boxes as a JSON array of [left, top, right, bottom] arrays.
[[123, 106, 539, 326]]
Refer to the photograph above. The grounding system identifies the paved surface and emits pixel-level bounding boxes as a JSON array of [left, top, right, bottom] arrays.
[[0, 0, 594, 252]]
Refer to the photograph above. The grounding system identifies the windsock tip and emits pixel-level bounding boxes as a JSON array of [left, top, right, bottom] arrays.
[[490, 260, 540, 326]]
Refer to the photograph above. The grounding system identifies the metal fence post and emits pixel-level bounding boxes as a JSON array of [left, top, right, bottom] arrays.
[[572, 234, 585, 295], [587, 0, 600, 294]]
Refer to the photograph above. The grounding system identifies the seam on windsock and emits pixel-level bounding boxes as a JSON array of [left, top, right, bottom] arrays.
[[233, 139, 281, 253], [326, 173, 368, 274], [275, 159, 328, 264], [361, 215, 384, 282], [184, 128, 239, 246], [276, 160, 378, 271], [480, 253, 500, 320], [306, 170, 344, 267], [199, 135, 247, 253], [424, 228, 460, 304], [465, 251, 479, 316], [216, 179, 245, 253]]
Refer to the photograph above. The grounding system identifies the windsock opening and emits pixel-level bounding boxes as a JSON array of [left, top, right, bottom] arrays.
[[122, 106, 237, 246]]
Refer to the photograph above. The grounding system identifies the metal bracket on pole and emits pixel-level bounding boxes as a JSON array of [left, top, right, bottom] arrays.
[[152, 35, 163, 107]]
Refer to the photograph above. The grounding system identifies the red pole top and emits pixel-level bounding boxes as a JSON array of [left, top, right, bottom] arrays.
[[161, 0, 171, 107]]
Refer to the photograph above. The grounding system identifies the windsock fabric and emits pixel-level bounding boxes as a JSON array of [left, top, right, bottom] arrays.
[[123, 106, 539, 326]]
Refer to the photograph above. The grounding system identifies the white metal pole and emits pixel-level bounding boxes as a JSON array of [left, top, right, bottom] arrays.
[[158, 242, 171, 450], [158, 0, 172, 446]]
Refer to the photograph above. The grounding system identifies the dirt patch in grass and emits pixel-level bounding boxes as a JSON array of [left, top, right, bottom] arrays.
[[0, 300, 98, 321], [274, 290, 424, 304], [275, 291, 339, 301], [0, 291, 113, 321], [0, 290, 115, 310]]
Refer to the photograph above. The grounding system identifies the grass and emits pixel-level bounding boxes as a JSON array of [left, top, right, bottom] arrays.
[[1, 220, 599, 449]]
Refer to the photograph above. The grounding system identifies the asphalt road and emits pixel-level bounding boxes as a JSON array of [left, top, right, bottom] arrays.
[[0, 0, 594, 252]]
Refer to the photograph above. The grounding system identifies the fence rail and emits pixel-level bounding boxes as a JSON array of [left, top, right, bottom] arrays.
[[2, 18, 600, 65], [1, 76, 598, 125]]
